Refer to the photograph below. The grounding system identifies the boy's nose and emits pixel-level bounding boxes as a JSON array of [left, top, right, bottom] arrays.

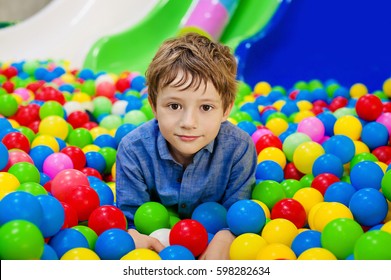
[[180, 109, 197, 129]]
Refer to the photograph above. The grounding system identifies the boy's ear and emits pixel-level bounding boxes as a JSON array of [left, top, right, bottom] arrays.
[[222, 102, 234, 122]]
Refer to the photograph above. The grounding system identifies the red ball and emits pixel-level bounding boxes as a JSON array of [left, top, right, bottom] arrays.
[[96, 81, 116, 98], [169, 219, 208, 257], [355, 94, 383, 121], [67, 111, 90, 128], [372, 146, 391, 163], [35, 86, 65, 104], [115, 78, 131, 93], [51, 168, 90, 198], [61, 201, 79, 229], [80, 167, 102, 180], [382, 102, 391, 113], [255, 134, 283, 154], [271, 198, 307, 228], [27, 120, 41, 134], [88, 205, 128, 235], [2, 66, 18, 79], [61, 146, 86, 170], [311, 173, 340, 195], [81, 121, 99, 130], [284, 162, 305, 180], [328, 96, 348, 112], [13, 103, 41, 126], [1, 131, 30, 153], [2, 81, 15, 93]]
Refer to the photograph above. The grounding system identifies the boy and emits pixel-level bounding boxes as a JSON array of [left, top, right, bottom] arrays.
[[116, 33, 257, 259]]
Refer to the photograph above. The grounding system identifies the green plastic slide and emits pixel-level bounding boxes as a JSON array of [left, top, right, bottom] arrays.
[[83, 0, 280, 75]]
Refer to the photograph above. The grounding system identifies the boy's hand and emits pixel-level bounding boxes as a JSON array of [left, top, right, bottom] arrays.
[[198, 229, 235, 260], [127, 229, 165, 253]]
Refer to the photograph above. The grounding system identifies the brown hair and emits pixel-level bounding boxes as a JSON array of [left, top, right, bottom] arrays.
[[145, 32, 237, 112]]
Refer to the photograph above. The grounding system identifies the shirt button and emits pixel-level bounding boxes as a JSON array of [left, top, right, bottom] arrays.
[[177, 177, 182, 183], [181, 203, 186, 208]]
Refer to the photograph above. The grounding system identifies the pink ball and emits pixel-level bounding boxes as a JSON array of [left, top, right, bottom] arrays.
[[96, 81, 116, 98], [2, 150, 34, 171], [297, 116, 325, 143], [377, 112, 391, 136], [251, 128, 273, 143], [43, 152, 74, 179]]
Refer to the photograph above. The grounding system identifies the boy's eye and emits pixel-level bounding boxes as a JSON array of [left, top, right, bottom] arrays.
[[169, 104, 181, 110], [201, 105, 213, 111]]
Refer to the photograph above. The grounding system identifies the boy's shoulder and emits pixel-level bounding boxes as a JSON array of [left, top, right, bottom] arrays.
[[219, 121, 253, 142]]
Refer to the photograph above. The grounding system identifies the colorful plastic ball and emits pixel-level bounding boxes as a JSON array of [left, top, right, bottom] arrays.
[[229, 233, 268, 260], [36, 194, 65, 238], [283, 162, 305, 181], [67, 110, 90, 128], [121, 248, 161, 260], [255, 160, 284, 182], [321, 218, 364, 260], [1, 131, 30, 153], [333, 115, 362, 140], [361, 122, 389, 150], [60, 146, 86, 170], [94, 228, 135, 260], [149, 228, 171, 247], [50, 168, 90, 197], [0, 220, 44, 260], [350, 152, 378, 169], [114, 123, 136, 146], [257, 147, 286, 169], [372, 146, 391, 163], [293, 141, 325, 174], [39, 115, 69, 140], [72, 225, 98, 250], [350, 160, 383, 190], [291, 229, 321, 257], [310, 202, 353, 231], [159, 245, 195, 260], [252, 180, 285, 210], [39, 100, 64, 118], [16, 182, 47, 196], [191, 202, 228, 234], [237, 120, 257, 136], [297, 116, 325, 142], [48, 228, 89, 258], [40, 244, 59, 260], [85, 151, 106, 174], [256, 243, 296, 260], [31, 134, 60, 152], [280, 179, 303, 198], [169, 219, 208, 257], [226, 199, 266, 236], [88, 205, 127, 235], [60, 201, 79, 229], [265, 117, 289, 136], [0, 191, 43, 227], [355, 94, 383, 121], [271, 198, 306, 229], [66, 128, 93, 148], [29, 145, 54, 172], [312, 153, 344, 178], [311, 173, 340, 195], [60, 247, 100, 260], [98, 147, 116, 174], [42, 152, 74, 179], [7, 161, 40, 184], [381, 169, 391, 201], [261, 218, 298, 246], [0, 172, 20, 200], [349, 188, 388, 227], [0, 94, 18, 117], [322, 134, 355, 164], [0, 142, 9, 170], [324, 181, 356, 206], [317, 112, 337, 136], [255, 133, 282, 154], [251, 128, 273, 144], [94, 134, 117, 149], [298, 248, 336, 260], [89, 180, 114, 206], [354, 230, 391, 260], [134, 202, 170, 235], [123, 110, 147, 126]]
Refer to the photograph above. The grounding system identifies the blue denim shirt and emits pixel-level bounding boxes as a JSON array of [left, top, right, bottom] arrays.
[[116, 119, 257, 227]]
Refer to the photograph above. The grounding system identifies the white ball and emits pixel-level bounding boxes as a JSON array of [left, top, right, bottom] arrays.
[[63, 101, 85, 115], [149, 228, 171, 247], [111, 100, 128, 115]]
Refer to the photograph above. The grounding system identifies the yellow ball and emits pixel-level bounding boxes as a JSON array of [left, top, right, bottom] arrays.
[[0, 172, 20, 200], [296, 100, 313, 111], [254, 81, 272, 95], [31, 134, 60, 152], [350, 83, 368, 98], [307, 202, 328, 230], [261, 218, 298, 246], [293, 141, 325, 174], [120, 248, 161, 260], [39, 116, 69, 140], [383, 78, 391, 97], [381, 220, 391, 234], [353, 140, 369, 155], [252, 199, 271, 219], [257, 147, 287, 169], [311, 202, 353, 231], [107, 182, 116, 203], [10, 93, 23, 105], [265, 118, 289, 136], [60, 248, 100, 260], [230, 233, 268, 260], [82, 144, 101, 153], [293, 110, 315, 123], [111, 162, 116, 180], [72, 92, 91, 102], [60, 73, 76, 83], [89, 127, 110, 140], [298, 248, 337, 260], [256, 243, 296, 260], [227, 117, 238, 125], [334, 115, 362, 140], [272, 100, 286, 111], [293, 188, 324, 217], [7, 119, 20, 128], [375, 161, 387, 174]]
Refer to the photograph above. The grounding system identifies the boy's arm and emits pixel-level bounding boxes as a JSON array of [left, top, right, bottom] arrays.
[[197, 229, 235, 260]]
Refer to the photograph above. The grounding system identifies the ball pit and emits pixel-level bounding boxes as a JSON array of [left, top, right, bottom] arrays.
[[0, 60, 391, 261]]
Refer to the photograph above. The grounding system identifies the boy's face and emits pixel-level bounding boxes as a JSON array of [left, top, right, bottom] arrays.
[[150, 75, 232, 166]]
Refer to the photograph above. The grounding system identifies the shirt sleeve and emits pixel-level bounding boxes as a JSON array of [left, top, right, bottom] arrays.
[[115, 140, 151, 228]]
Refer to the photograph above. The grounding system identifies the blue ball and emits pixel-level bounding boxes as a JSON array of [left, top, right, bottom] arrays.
[[29, 145, 55, 172], [237, 121, 257, 136], [125, 95, 143, 111], [78, 68, 95, 80], [280, 100, 299, 117], [39, 172, 51, 186], [317, 112, 336, 137], [226, 200, 266, 236], [114, 123, 137, 146], [361, 122, 389, 150], [89, 180, 114, 206], [85, 151, 106, 174], [40, 244, 59, 260], [349, 188, 388, 227], [312, 153, 344, 178], [255, 160, 284, 182], [131, 76, 146, 92], [191, 202, 227, 234], [0, 142, 9, 170], [322, 134, 355, 164], [0, 191, 43, 227], [95, 228, 135, 260], [49, 228, 89, 258], [324, 182, 356, 206], [94, 134, 117, 149], [36, 195, 65, 238], [159, 245, 195, 260], [350, 161, 383, 190], [291, 230, 322, 257]]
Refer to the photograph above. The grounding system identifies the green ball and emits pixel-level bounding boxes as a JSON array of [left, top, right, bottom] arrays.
[[293, 80, 308, 91], [72, 225, 98, 250], [230, 111, 252, 122], [140, 103, 154, 120], [16, 182, 48, 196], [252, 180, 286, 210], [299, 174, 314, 188], [350, 152, 378, 169], [22, 60, 40, 76], [80, 80, 96, 96], [280, 179, 303, 198], [66, 128, 93, 148], [123, 110, 147, 126], [92, 96, 112, 118], [0, 94, 18, 117], [134, 202, 170, 235], [17, 126, 36, 144], [282, 132, 312, 162], [39, 100, 64, 118], [169, 216, 181, 229], [99, 114, 123, 130], [266, 112, 289, 122], [98, 147, 117, 174], [354, 230, 391, 260], [333, 107, 356, 119], [381, 169, 391, 201], [0, 220, 45, 260], [321, 218, 364, 260], [8, 162, 40, 184]]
